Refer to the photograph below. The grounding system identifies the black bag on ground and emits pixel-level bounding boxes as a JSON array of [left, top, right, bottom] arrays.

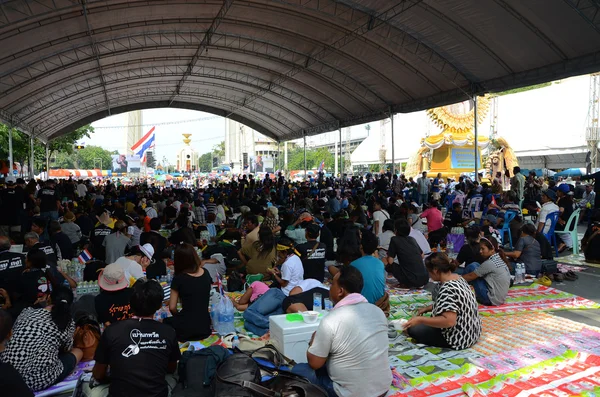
[[215, 353, 262, 396], [171, 345, 229, 397], [541, 259, 558, 275]]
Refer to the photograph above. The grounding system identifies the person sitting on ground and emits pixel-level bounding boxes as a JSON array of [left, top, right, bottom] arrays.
[[230, 281, 270, 311], [505, 223, 542, 275], [86, 279, 181, 397], [102, 220, 132, 265], [384, 218, 429, 289], [61, 211, 82, 249], [283, 278, 330, 313], [462, 237, 511, 306], [378, 219, 396, 259], [0, 309, 34, 396], [0, 236, 26, 314], [168, 216, 196, 246], [372, 199, 390, 237], [454, 226, 484, 269], [241, 213, 260, 248], [94, 264, 133, 327], [285, 212, 313, 245], [0, 286, 82, 392], [242, 239, 304, 336], [113, 243, 154, 282], [332, 229, 390, 314], [90, 210, 113, 261], [420, 200, 444, 234], [404, 253, 481, 350], [296, 224, 327, 282], [334, 226, 362, 266], [163, 243, 212, 342], [291, 266, 392, 397], [262, 206, 281, 234], [238, 224, 277, 276], [443, 202, 474, 229]]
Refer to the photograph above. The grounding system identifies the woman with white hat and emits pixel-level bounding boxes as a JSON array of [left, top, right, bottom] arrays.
[[95, 264, 133, 326]]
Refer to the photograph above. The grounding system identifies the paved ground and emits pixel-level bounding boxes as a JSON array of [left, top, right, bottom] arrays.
[[546, 224, 600, 327]]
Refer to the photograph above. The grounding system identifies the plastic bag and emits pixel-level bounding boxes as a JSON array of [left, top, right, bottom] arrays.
[[215, 294, 235, 335]]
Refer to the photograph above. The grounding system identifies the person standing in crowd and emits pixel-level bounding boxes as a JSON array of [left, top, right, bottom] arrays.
[[0, 177, 24, 239], [582, 171, 600, 209], [404, 253, 481, 349], [86, 279, 181, 397], [416, 171, 430, 205], [431, 172, 443, 201], [1, 286, 82, 392], [556, 183, 575, 253], [164, 243, 212, 342], [36, 180, 61, 239], [510, 166, 526, 202], [292, 266, 392, 397]]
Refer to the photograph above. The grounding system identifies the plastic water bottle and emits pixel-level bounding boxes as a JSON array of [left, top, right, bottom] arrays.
[[222, 277, 228, 292], [160, 303, 169, 321], [324, 298, 333, 311], [211, 304, 219, 331], [447, 241, 454, 256], [232, 334, 239, 350], [218, 305, 235, 335], [515, 263, 525, 284], [313, 293, 322, 312]]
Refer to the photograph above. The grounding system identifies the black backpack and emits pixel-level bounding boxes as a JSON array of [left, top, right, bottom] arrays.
[[215, 353, 262, 396], [171, 345, 229, 397], [216, 353, 328, 397]]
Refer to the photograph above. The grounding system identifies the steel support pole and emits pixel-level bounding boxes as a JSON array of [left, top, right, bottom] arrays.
[[284, 141, 288, 174], [45, 143, 50, 181], [390, 110, 396, 175], [339, 128, 343, 176], [30, 134, 34, 178], [8, 126, 13, 178], [473, 95, 478, 182], [277, 141, 280, 171], [303, 131, 307, 180]]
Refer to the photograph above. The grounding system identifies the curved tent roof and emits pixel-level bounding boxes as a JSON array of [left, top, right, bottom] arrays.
[[1, 0, 599, 142]]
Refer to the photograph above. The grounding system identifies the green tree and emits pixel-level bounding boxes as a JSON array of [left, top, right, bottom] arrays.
[[0, 123, 94, 174], [52, 145, 113, 169], [287, 147, 334, 171], [212, 141, 225, 158], [198, 152, 213, 172]]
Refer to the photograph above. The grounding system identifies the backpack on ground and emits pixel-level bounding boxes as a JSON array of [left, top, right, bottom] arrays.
[[215, 353, 262, 396], [172, 345, 229, 397]]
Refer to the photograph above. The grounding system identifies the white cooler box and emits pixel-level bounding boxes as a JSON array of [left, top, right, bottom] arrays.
[[269, 314, 324, 364]]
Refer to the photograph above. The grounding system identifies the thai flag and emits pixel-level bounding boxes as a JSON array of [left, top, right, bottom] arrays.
[[318, 160, 325, 172], [131, 126, 156, 163], [78, 249, 92, 264]]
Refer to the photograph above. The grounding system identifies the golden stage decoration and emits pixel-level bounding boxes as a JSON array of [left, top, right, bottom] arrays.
[[406, 95, 517, 179]]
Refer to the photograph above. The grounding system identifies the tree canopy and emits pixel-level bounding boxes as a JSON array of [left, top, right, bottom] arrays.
[[287, 147, 334, 171]]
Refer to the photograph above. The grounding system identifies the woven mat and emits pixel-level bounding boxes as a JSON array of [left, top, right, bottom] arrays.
[[557, 263, 588, 273], [471, 312, 597, 355], [463, 350, 600, 397], [34, 361, 95, 397], [478, 284, 600, 316]]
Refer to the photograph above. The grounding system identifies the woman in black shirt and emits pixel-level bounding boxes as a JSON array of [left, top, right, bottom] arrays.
[[163, 243, 211, 341]]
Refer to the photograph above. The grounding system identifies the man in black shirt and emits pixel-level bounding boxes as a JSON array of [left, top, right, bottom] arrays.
[[0, 178, 24, 240], [36, 180, 60, 239], [0, 236, 26, 305], [296, 224, 326, 282], [88, 279, 181, 397], [49, 221, 74, 260], [91, 210, 113, 261]]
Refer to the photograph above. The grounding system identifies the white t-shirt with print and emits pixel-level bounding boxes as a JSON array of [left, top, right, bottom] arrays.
[[280, 255, 304, 296]]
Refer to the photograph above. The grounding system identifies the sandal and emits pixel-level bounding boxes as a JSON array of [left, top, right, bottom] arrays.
[[552, 272, 565, 282], [564, 271, 578, 281], [535, 275, 552, 287], [558, 244, 567, 254]]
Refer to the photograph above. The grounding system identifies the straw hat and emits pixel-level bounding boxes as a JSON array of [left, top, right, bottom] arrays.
[[63, 211, 76, 222]]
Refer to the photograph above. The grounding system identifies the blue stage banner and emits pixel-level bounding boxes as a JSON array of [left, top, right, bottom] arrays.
[[450, 148, 481, 169]]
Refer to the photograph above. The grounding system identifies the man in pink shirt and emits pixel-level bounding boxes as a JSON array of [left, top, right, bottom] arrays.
[[419, 202, 444, 233]]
